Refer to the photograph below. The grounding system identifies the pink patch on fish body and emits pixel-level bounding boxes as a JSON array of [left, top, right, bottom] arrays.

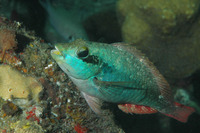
[[118, 104, 158, 114], [118, 102, 195, 123]]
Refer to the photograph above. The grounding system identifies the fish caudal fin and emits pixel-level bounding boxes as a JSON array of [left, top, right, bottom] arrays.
[[162, 102, 195, 123]]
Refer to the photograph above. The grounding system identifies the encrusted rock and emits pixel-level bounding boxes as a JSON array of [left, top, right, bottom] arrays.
[[117, 0, 200, 80], [0, 65, 43, 104]]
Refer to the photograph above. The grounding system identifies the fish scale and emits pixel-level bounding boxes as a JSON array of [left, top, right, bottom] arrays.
[[52, 39, 165, 104], [95, 79, 147, 103], [51, 39, 195, 123], [93, 43, 160, 105]]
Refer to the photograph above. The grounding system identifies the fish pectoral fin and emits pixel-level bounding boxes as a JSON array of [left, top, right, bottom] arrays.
[[92, 77, 146, 99], [81, 92, 103, 115], [93, 77, 144, 90]]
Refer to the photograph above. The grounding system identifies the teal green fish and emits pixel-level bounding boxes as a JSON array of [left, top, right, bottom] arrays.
[[51, 39, 194, 122]]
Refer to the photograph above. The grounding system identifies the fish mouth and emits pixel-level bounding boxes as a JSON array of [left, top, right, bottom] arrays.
[[51, 46, 64, 66], [51, 46, 70, 73]]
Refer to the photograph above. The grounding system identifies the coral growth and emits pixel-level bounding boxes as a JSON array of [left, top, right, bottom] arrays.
[[117, 0, 200, 80], [74, 124, 88, 133], [10, 120, 44, 133], [0, 50, 22, 66], [0, 30, 124, 132], [2, 101, 22, 116], [0, 28, 17, 51], [0, 17, 17, 49], [0, 65, 43, 104], [26, 107, 40, 123], [0, 17, 17, 62]]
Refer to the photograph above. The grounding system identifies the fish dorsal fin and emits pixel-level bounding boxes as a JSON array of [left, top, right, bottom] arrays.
[[112, 43, 173, 103], [81, 92, 103, 115]]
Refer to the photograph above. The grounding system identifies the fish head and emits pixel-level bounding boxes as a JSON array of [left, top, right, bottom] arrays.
[[51, 39, 101, 79]]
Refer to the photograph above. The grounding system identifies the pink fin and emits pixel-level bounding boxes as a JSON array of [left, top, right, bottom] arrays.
[[118, 104, 158, 114], [81, 92, 102, 115], [162, 102, 195, 123]]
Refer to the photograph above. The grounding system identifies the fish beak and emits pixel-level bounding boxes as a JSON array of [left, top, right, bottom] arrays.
[[51, 46, 62, 55]]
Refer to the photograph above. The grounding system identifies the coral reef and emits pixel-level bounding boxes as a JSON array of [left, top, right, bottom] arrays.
[[117, 0, 200, 80], [2, 101, 22, 116], [0, 17, 124, 133], [0, 27, 16, 51], [0, 50, 22, 67], [0, 17, 18, 62], [0, 65, 42, 103], [10, 120, 44, 133]]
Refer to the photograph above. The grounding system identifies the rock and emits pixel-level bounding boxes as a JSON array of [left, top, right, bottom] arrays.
[[10, 120, 44, 133], [0, 65, 42, 105], [117, 0, 200, 80]]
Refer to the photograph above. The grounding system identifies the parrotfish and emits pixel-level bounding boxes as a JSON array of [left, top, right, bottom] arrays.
[[39, 0, 88, 42], [51, 39, 195, 122]]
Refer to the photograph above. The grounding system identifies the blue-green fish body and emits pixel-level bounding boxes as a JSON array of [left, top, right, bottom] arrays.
[[51, 39, 194, 122]]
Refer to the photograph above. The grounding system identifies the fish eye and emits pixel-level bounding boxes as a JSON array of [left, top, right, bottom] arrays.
[[76, 46, 89, 59]]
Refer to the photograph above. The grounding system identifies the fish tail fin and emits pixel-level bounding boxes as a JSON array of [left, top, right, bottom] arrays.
[[162, 102, 195, 123]]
